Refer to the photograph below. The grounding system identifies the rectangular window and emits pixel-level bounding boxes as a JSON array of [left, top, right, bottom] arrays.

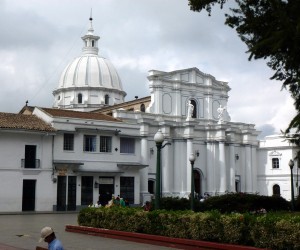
[[24, 145, 37, 168], [120, 137, 135, 154], [83, 135, 97, 152], [63, 133, 74, 151], [100, 136, 112, 152], [272, 158, 280, 169], [81, 176, 93, 205]]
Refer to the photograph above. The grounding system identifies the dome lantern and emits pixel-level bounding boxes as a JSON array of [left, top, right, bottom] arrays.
[[81, 15, 100, 55]]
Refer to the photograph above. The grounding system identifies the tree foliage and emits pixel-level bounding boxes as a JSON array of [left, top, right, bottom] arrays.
[[188, 0, 300, 144]]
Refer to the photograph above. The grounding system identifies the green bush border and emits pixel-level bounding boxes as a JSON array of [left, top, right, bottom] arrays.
[[78, 207, 300, 249]]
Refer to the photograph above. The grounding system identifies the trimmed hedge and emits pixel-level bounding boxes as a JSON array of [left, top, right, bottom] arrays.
[[78, 207, 300, 249], [159, 193, 291, 213]]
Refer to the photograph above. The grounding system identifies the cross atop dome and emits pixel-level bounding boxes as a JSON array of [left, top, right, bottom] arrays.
[[87, 9, 94, 35]]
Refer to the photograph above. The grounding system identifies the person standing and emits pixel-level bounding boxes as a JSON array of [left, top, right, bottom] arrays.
[[39, 226, 64, 250]]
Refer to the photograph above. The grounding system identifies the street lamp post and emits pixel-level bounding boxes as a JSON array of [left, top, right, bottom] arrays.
[[154, 129, 164, 210], [289, 159, 295, 211], [189, 153, 196, 211]]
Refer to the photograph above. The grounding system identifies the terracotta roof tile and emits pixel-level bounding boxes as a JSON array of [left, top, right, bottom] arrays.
[[0, 112, 56, 132], [92, 96, 151, 113], [40, 108, 122, 122]]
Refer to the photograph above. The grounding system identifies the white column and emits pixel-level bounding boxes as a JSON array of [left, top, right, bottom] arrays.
[[251, 146, 257, 193], [174, 88, 181, 116], [204, 93, 213, 119], [186, 139, 194, 194], [173, 140, 183, 195], [154, 86, 163, 114], [162, 141, 173, 196], [219, 141, 226, 193], [229, 144, 235, 192], [140, 137, 150, 203], [206, 141, 214, 194], [245, 145, 252, 192]]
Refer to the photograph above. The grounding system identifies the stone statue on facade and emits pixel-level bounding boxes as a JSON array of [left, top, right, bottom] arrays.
[[217, 104, 226, 124], [186, 100, 194, 121]]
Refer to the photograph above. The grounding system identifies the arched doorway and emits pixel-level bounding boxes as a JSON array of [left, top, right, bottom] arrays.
[[273, 184, 281, 196]]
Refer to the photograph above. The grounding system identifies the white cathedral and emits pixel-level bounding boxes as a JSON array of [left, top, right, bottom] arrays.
[[0, 17, 297, 212]]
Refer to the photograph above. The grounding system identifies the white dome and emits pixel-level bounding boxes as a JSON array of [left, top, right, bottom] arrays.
[[53, 17, 126, 111], [59, 55, 123, 90]]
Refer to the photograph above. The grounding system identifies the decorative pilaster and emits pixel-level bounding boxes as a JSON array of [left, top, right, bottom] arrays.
[[251, 146, 257, 193], [219, 141, 226, 193], [206, 141, 214, 194], [229, 144, 235, 192], [187, 139, 194, 194], [245, 145, 252, 192], [162, 138, 173, 196]]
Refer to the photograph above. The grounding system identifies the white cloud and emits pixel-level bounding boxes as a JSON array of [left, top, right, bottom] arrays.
[[0, 0, 296, 138]]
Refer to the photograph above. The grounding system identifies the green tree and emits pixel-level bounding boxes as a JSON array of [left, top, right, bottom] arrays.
[[188, 0, 300, 144]]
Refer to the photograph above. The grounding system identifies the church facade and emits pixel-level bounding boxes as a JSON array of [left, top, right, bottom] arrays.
[[0, 18, 298, 212]]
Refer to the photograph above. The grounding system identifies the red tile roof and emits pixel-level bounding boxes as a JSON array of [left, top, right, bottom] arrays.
[[0, 112, 56, 132], [40, 108, 122, 122]]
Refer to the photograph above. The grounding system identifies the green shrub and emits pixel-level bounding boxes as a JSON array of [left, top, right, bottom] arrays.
[[201, 193, 290, 213], [78, 207, 300, 249]]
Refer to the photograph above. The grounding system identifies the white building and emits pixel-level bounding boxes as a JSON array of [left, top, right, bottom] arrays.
[[0, 17, 298, 212]]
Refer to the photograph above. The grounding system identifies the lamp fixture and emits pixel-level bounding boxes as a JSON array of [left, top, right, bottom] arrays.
[[235, 154, 239, 160], [94, 181, 99, 188], [150, 147, 154, 155], [195, 150, 200, 157], [115, 129, 121, 136]]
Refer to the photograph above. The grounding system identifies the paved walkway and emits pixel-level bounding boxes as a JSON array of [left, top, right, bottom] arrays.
[[0, 213, 176, 250]]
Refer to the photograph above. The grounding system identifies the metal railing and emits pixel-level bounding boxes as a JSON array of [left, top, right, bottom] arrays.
[[21, 159, 40, 169]]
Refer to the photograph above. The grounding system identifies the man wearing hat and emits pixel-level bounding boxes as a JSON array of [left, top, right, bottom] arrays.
[[39, 226, 64, 250]]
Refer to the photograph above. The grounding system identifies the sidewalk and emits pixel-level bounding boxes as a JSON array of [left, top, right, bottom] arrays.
[[0, 213, 175, 250]]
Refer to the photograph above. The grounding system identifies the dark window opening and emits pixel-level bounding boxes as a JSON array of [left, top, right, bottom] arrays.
[[140, 104, 145, 112], [78, 93, 83, 104], [100, 136, 112, 152], [84, 135, 97, 152], [105, 94, 109, 105], [272, 158, 279, 169], [63, 133, 74, 151], [25, 145, 37, 168], [120, 137, 135, 154]]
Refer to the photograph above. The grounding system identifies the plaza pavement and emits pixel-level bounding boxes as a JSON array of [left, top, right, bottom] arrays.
[[0, 213, 176, 250]]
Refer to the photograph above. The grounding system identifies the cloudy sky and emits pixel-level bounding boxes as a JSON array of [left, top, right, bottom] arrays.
[[0, 0, 296, 138]]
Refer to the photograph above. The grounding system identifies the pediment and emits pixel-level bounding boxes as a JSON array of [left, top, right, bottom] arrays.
[[269, 150, 282, 157]]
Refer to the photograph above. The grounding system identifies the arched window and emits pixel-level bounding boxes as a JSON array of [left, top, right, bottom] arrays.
[[140, 104, 145, 112], [92, 40, 95, 47], [105, 94, 109, 105], [191, 99, 197, 118], [78, 93, 82, 104], [273, 184, 280, 196], [272, 158, 280, 169]]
